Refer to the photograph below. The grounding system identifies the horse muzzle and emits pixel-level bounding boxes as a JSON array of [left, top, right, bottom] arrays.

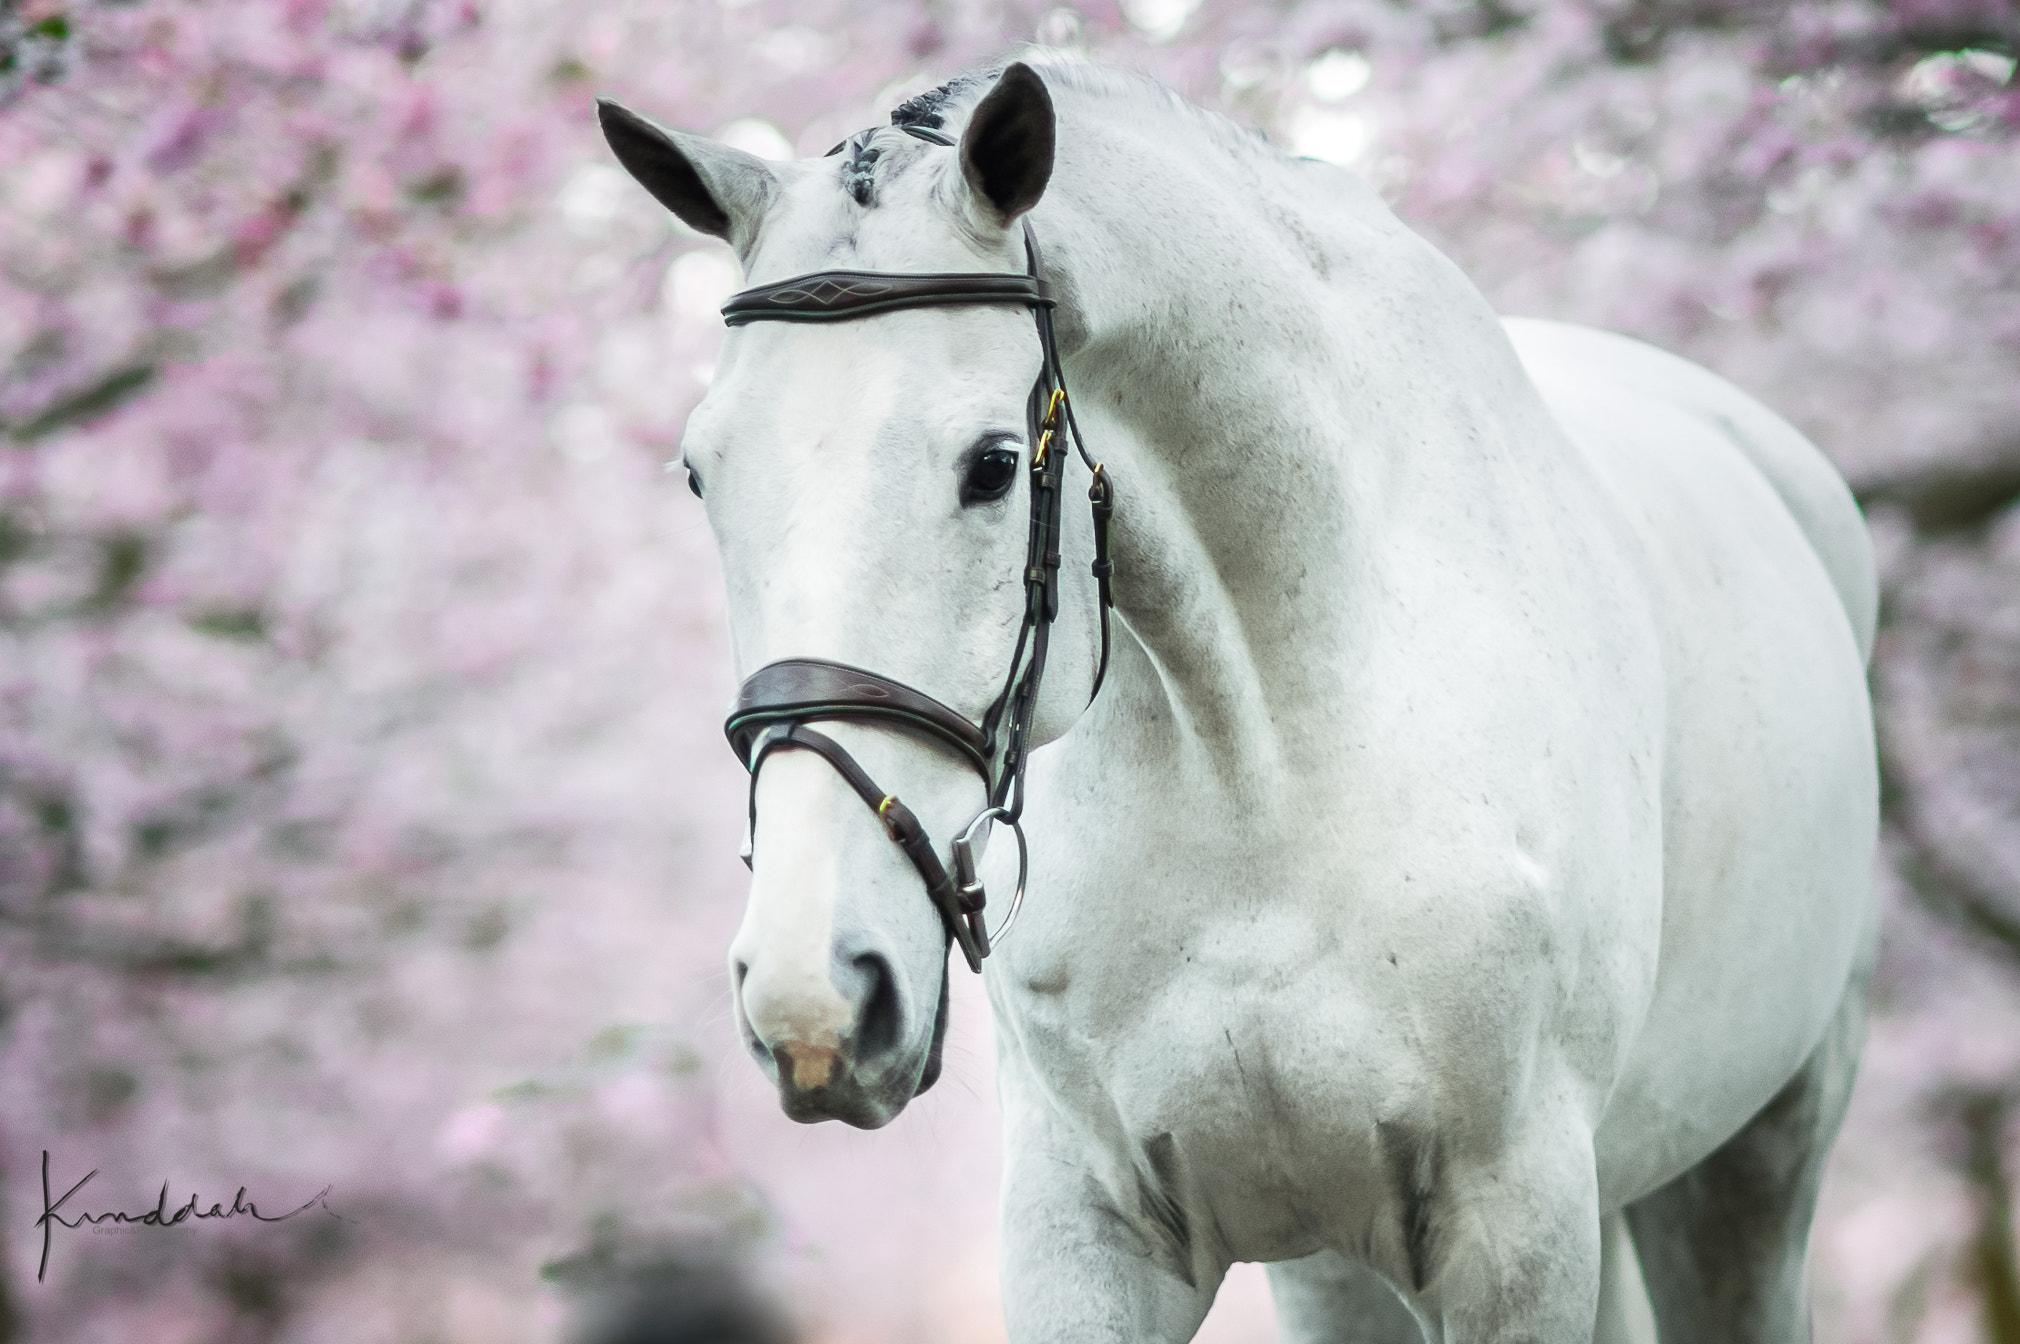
[[732, 944, 950, 1129]]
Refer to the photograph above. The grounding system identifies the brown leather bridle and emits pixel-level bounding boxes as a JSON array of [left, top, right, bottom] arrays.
[[720, 214, 1115, 972]]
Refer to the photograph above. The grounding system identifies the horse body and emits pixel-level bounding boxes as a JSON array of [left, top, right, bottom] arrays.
[[982, 82, 1873, 1338], [1507, 319, 1877, 1203], [600, 56, 1875, 1344]]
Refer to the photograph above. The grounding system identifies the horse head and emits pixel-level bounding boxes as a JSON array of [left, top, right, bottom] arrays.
[[601, 65, 1106, 1128]]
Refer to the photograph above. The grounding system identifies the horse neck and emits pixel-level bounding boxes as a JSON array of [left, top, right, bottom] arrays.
[[1037, 120, 1551, 795]]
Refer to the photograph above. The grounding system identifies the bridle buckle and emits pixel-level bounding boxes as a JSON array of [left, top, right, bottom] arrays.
[[1033, 387, 1067, 468]]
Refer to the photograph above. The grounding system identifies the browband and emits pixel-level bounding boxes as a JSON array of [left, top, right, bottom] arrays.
[[722, 272, 1051, 327]]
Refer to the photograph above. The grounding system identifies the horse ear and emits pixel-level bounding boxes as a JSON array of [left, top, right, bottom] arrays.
[[959, 63, 1055, 226], [597, 98, 778, 253]]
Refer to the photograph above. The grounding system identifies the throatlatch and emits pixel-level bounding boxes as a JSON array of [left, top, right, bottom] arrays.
[[720, 216, 1114, 972]]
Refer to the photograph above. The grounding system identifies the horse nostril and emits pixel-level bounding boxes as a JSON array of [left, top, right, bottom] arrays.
[[731, 958, 768, 1061], [852, 952, 903, 1063]]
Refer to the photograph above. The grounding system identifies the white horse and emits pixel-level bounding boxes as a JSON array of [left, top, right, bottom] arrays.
[[600, 57, 1877, 1344]]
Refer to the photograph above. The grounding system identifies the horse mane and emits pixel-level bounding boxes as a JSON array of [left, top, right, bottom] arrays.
[[869, 53, 1291, 189]]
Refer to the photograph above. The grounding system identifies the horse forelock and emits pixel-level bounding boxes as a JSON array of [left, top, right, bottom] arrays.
[[826, 71, 988, 212], [838, 132, 882, 207]]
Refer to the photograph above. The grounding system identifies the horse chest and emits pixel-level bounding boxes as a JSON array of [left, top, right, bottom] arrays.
[[995, 903, 1456, 1264]]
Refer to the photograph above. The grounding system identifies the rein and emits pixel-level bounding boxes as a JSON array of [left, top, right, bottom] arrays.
[[720, 217, 1115, 972]]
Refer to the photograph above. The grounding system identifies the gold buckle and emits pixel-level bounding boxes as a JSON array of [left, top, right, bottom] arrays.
[[1033, 389, 1067, 468]]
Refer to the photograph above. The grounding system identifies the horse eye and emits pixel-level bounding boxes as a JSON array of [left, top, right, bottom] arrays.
[[685, 467, 704, 499], [962, 445, 1021, 505]]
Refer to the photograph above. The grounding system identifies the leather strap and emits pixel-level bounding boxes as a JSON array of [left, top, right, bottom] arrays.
[[1087, 464, 1115, 700], [746, 723, 986, 970], [727, 658, 990, 777], [723, 272, 1051, 327]]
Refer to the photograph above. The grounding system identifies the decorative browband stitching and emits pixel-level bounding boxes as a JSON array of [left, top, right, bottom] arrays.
[[721, 272, 1052, 326]]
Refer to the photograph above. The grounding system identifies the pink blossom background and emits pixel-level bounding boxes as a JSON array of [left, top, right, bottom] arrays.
[[1, 0, 2016, 1341]]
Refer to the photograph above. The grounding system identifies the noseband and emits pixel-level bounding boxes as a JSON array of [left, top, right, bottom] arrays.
[[720, 216, 1115, 972]]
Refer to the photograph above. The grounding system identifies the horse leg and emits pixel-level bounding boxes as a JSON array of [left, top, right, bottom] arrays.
[[1621, 973, 1867, 1344], [1593, 1211, 1659, 1344], [1269, 1217, 1652, 1344], [1269, 1249, 1426, 1344], [997, 1136, 1222, 1343], [1401, 1116, 1607, 1344]]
